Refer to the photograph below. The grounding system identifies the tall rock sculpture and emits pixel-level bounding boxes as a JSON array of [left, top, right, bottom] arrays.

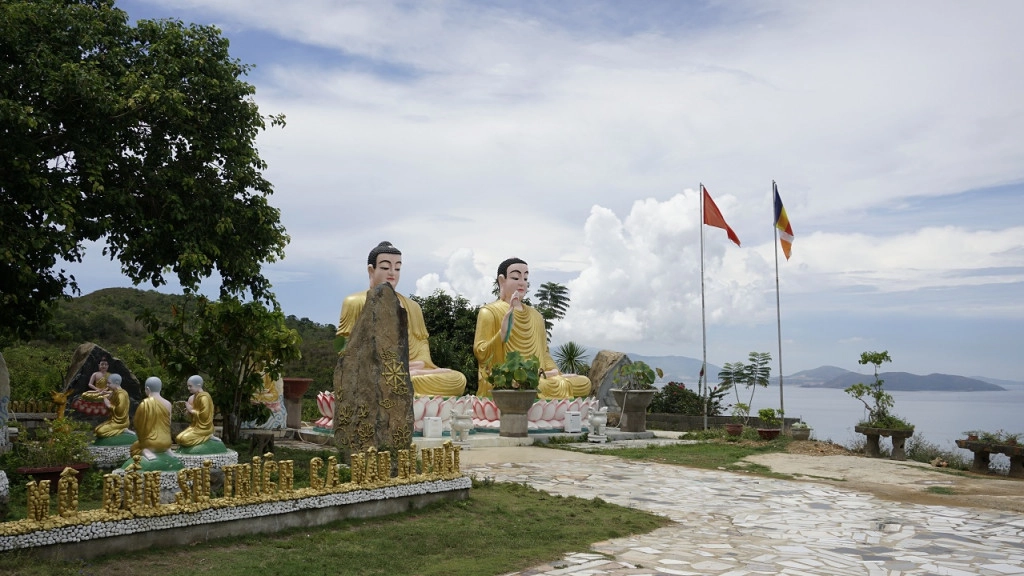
[[334, 282, 415, 463]]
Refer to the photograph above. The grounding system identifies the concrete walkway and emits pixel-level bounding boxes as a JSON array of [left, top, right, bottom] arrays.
[[456, 435, 1024, 576]]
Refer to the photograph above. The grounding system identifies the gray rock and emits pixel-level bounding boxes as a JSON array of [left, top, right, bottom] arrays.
[[333, 283, 414, 464], [588, 350, 633, 409]]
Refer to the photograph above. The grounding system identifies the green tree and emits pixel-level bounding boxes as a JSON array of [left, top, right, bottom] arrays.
[[410, 290, 479, 394], [717, 351, 771, 425], [140, 296, 301, 444], [844, 350, 909, 428], [0, 0, 287, 343], [553, 341, 590, 376], [533, 282, 570, 340]]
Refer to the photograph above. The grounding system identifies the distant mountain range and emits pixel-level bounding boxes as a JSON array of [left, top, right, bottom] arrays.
[[617, 354, 1017, 392]]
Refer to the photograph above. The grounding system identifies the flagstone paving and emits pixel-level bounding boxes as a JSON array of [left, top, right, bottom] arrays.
[[463, 455, 1024, 576]]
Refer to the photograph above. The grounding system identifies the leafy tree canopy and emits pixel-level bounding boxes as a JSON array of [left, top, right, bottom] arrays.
[[140, 295, 301, 444], [0, 0, 288, 342], [410, 289, 479, 394]]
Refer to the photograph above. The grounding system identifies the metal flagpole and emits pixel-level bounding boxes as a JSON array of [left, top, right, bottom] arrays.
[[700, 183, 709, 430], [772, 180, 785, 423]]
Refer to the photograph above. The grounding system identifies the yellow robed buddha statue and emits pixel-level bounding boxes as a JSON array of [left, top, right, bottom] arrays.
[[94, 373, 130, 438], [175, 375, 215, 447], [337, 241, 467, 398], [474, 257, 592, 400], [130, 377, 173, 458], [79, 356, 112, 402]]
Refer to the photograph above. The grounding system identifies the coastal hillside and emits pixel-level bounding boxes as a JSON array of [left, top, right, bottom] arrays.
[[806, 371, 1006, 392]]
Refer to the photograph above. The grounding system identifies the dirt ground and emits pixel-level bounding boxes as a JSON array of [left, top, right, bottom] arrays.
[[741, 440, 1024, 513]]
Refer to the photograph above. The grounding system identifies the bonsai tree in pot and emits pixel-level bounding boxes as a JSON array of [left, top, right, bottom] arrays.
[[611, 360, 662, 432], [487, 351, 541, 437], [844, 350, 912, 431], [845, 350, 913, 459]]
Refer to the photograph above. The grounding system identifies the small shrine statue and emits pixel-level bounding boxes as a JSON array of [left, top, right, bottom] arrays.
[[93, 374, 133, 443], [125, 377, 181, 470], [474, 257, 592, 399], [337, 241, 467, 397], [79, 356, 112, 402], [175, 375, 225, 454]]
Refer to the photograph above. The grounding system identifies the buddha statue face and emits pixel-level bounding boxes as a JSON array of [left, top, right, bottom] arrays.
[[369, 253, 402, 289], [498, 262, 529, 303], [98, 359, 109, 373]]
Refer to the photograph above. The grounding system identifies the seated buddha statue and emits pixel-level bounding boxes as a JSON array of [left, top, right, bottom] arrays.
[[79, 356, 112, 402], [130, 377, 174, 458], [175, 375, 224, 452], [93, 373, 132, 441], [474, 257, 592, 400], [337, 241, 467, 398]]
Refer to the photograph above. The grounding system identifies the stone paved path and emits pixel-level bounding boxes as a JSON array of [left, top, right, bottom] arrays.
[[463, 455, 1024, 576]]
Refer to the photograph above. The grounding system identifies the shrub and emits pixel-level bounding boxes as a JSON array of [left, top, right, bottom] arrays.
[[650, 382, 727, 416]]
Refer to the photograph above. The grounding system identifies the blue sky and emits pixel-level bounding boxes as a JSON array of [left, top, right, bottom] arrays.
[[68, 1, 1024, 381]]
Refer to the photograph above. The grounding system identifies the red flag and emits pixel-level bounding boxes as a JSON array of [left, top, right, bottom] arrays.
[[702, 185, 741, 246]]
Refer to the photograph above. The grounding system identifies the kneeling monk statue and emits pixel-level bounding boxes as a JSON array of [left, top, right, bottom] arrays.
[[130, 377, 173, 458], [175, 375, 225, 453], [94, 373, 131, 440], [474, 257, 592, 399], [337, 241, 467, 397]]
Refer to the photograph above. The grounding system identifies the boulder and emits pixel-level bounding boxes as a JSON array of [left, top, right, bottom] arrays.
[[334, 283, 415, 463], [588, 350, 633, 410], [65, 343, 144, 424]]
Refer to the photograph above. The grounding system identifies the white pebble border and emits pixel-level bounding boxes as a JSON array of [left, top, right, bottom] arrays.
[[90, 445, 240, 470], [88, 445, 132, 468], [175, 450, 239, 469], [0, 476, 471, 552]]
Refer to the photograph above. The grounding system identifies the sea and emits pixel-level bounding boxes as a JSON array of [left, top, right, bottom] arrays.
[[741, 382, 1024, 461]]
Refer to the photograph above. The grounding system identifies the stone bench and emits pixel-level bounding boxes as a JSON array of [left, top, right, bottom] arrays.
[[854, 425, 914, 461], [955, 439, 1024, 478]]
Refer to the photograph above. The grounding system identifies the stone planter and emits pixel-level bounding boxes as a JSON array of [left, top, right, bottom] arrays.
[[725, 423, 743, 437], [491, 389, 538, 437], [791, 427, 811, 441], [15, 462, 91, 493], [282, 377, 314, 429], [282, 377, 314, 400], [611, 389, 656, 432], [854, 425, 914, 460], [757, 428, 781, 441]]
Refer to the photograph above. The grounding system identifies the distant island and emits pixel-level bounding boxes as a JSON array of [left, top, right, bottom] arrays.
[[622, 356, 1011, 392]]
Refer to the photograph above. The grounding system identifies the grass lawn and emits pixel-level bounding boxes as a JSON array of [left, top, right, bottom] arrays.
[[0, 480, 671, 576]]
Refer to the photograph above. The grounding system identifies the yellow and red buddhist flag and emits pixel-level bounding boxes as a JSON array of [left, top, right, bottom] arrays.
[[773, 181, 794, 259], [702, 185, 741, 247]]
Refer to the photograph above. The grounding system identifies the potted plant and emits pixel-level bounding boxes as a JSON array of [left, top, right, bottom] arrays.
[[790, 420, 811, 441], [611, 360, 662, 432], [11, 418, 95, 492], [487, 351, 541, 437], [756, 408, 782, 440], [725, 403, 748, 436]]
